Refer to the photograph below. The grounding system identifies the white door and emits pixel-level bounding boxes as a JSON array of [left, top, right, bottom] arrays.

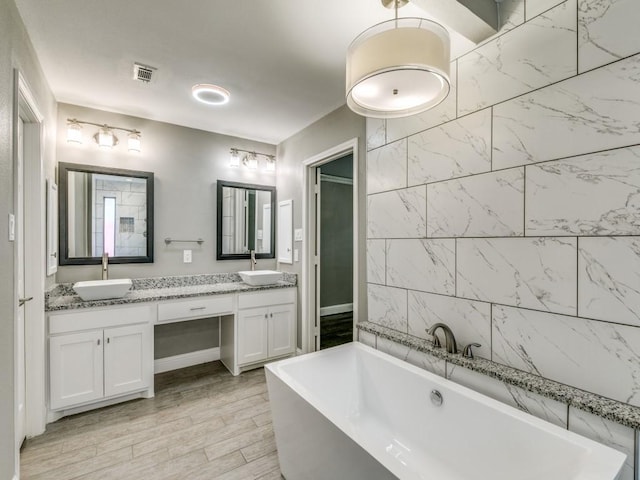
[[16, 116, 26, 449], [104, 324, 150, 397], [268, 304, 296, 358], [49, 331, 104, 410], [237, 307, 268, 365]]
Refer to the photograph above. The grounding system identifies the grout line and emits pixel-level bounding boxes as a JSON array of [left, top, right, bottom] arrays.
[[489, 303, 494, 362], [454, 238, 458, 297], [367, 141, 640, 199], [368, 234, 640, 241], [490, 106, 494, 172], [523, 165, 527, 236], [576, 236, 580, 317], [365, 281, 640, 330]]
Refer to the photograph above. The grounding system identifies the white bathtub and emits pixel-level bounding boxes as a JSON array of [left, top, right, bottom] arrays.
[[265, 342, 625, 480]]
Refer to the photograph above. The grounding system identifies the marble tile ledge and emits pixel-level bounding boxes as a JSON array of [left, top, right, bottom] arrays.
[[357, 321, 640, 430], [46, 272, 297, 312]]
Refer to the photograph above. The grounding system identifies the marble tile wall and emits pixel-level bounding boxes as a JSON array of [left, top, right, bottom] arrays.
[[365, 1, 640, 477]]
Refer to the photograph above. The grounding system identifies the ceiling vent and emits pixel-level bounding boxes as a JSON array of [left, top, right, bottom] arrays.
[[133, 63, 156, 84]]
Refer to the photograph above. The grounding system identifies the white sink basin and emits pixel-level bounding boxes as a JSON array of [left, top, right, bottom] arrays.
[[73, 278, 133, 301], [238, 270, 283, 286]]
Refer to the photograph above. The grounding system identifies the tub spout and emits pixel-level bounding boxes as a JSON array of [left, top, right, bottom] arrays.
[[426, 323, 458, 354]]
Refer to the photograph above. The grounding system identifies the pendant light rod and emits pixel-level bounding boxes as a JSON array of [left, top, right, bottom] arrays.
[[380, 0, 408, 8]]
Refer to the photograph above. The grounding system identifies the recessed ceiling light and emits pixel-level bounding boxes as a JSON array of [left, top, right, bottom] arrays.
[[192, 83, 230, 106]]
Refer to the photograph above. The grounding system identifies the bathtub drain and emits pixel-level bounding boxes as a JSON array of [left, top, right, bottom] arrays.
[[430, 389, 443, 406]]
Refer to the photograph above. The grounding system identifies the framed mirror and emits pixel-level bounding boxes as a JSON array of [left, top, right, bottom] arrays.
[[217, 180, 276, 260], [58, 162, 154, 265]]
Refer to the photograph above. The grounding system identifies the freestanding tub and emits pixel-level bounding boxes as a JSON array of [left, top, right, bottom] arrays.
[[265, 342, 625, 480]]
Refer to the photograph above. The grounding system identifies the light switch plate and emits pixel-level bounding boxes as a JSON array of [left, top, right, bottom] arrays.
[[294, 228, 303, 242], [183, 249, 192, 263], [294, 249, 299, 262], [8, 213, 15, 241]]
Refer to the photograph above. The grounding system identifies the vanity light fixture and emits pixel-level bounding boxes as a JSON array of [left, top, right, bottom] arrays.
[[95, 126, 117, 149], [229, 148, 241, 167], [192, 83, 230, 106], [228, 148, 276, 172], [265, 155, 276, 172], [346, 0, 451, 118], [67, 118, 143, 153], [66, 120, 83, 144], [127, 131, 142, 153], [246, 152, 258, 170]]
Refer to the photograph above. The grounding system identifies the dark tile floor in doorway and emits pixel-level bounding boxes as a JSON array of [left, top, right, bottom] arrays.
[[320, 312, 353, 349], [20, 362, 281, 479]]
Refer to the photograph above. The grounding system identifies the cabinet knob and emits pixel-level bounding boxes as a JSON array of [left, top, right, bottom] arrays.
[[107, 338, 110, 344], [264, 314, 268, 319], [97, 339, 101, 346], [270, 313, 273, 318]]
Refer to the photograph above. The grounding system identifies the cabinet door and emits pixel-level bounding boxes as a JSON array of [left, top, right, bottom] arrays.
[[238, 307, 268, 365], [50, 330, 103, 410], [104, 324, 151, 398], [268, 304, 296, 358]]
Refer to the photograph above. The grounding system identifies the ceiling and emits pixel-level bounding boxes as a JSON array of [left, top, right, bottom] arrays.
[[15, 0, 475, 145]]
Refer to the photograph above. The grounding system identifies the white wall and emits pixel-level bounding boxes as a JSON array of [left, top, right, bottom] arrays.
[[56, 103, 277, 282], [0, 0, 58, 476], [366, 1, 640, 478], [56, 103, 277, 358], [276, 105, 366, 347]]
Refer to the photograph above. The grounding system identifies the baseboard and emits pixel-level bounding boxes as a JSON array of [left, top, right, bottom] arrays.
[[154, 347, 220, 374], [320, 303, 353, 317], [296, 347, 303, 356]]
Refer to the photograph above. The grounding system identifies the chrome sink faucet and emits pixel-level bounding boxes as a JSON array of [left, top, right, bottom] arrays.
[[427, 323, 458, 354], [250, 250, 256, 271], [101, 252, 109, 280]]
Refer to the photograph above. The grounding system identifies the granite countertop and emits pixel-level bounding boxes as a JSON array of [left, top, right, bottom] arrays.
[[357, 321, 640, 430], [46, 272, 297, 312]]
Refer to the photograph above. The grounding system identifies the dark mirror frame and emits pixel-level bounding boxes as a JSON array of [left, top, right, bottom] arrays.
[[216, 180, 276, 260], [58, 162, 154, 265]]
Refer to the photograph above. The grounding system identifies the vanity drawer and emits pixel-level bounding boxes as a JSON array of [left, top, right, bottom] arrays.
[[50, 304, 155, 334], [157, 295, 234, 323], [238, 288, 296, 310]]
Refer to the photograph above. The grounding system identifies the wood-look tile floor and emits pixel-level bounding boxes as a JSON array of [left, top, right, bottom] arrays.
[[20, 362, 282, 480]]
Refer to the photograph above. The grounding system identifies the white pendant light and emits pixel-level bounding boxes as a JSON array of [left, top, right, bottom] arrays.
[[346, 0, 451, 118]]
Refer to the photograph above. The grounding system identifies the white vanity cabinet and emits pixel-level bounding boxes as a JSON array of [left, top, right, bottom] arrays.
[[222, 288, 296, 375], [48, 304, 154, 413]]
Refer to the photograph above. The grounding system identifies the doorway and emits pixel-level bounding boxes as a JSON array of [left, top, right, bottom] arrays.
[[16, 115, 26, 452], [317, 156, 353, 349], [14, 71, 47, 466], [302, 138, 359, 353]]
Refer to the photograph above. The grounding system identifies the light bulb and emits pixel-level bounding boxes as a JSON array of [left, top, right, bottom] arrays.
[[128, 131, 141, 153], [67, 121, 83, 144], [229, 149, 240, 167]]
